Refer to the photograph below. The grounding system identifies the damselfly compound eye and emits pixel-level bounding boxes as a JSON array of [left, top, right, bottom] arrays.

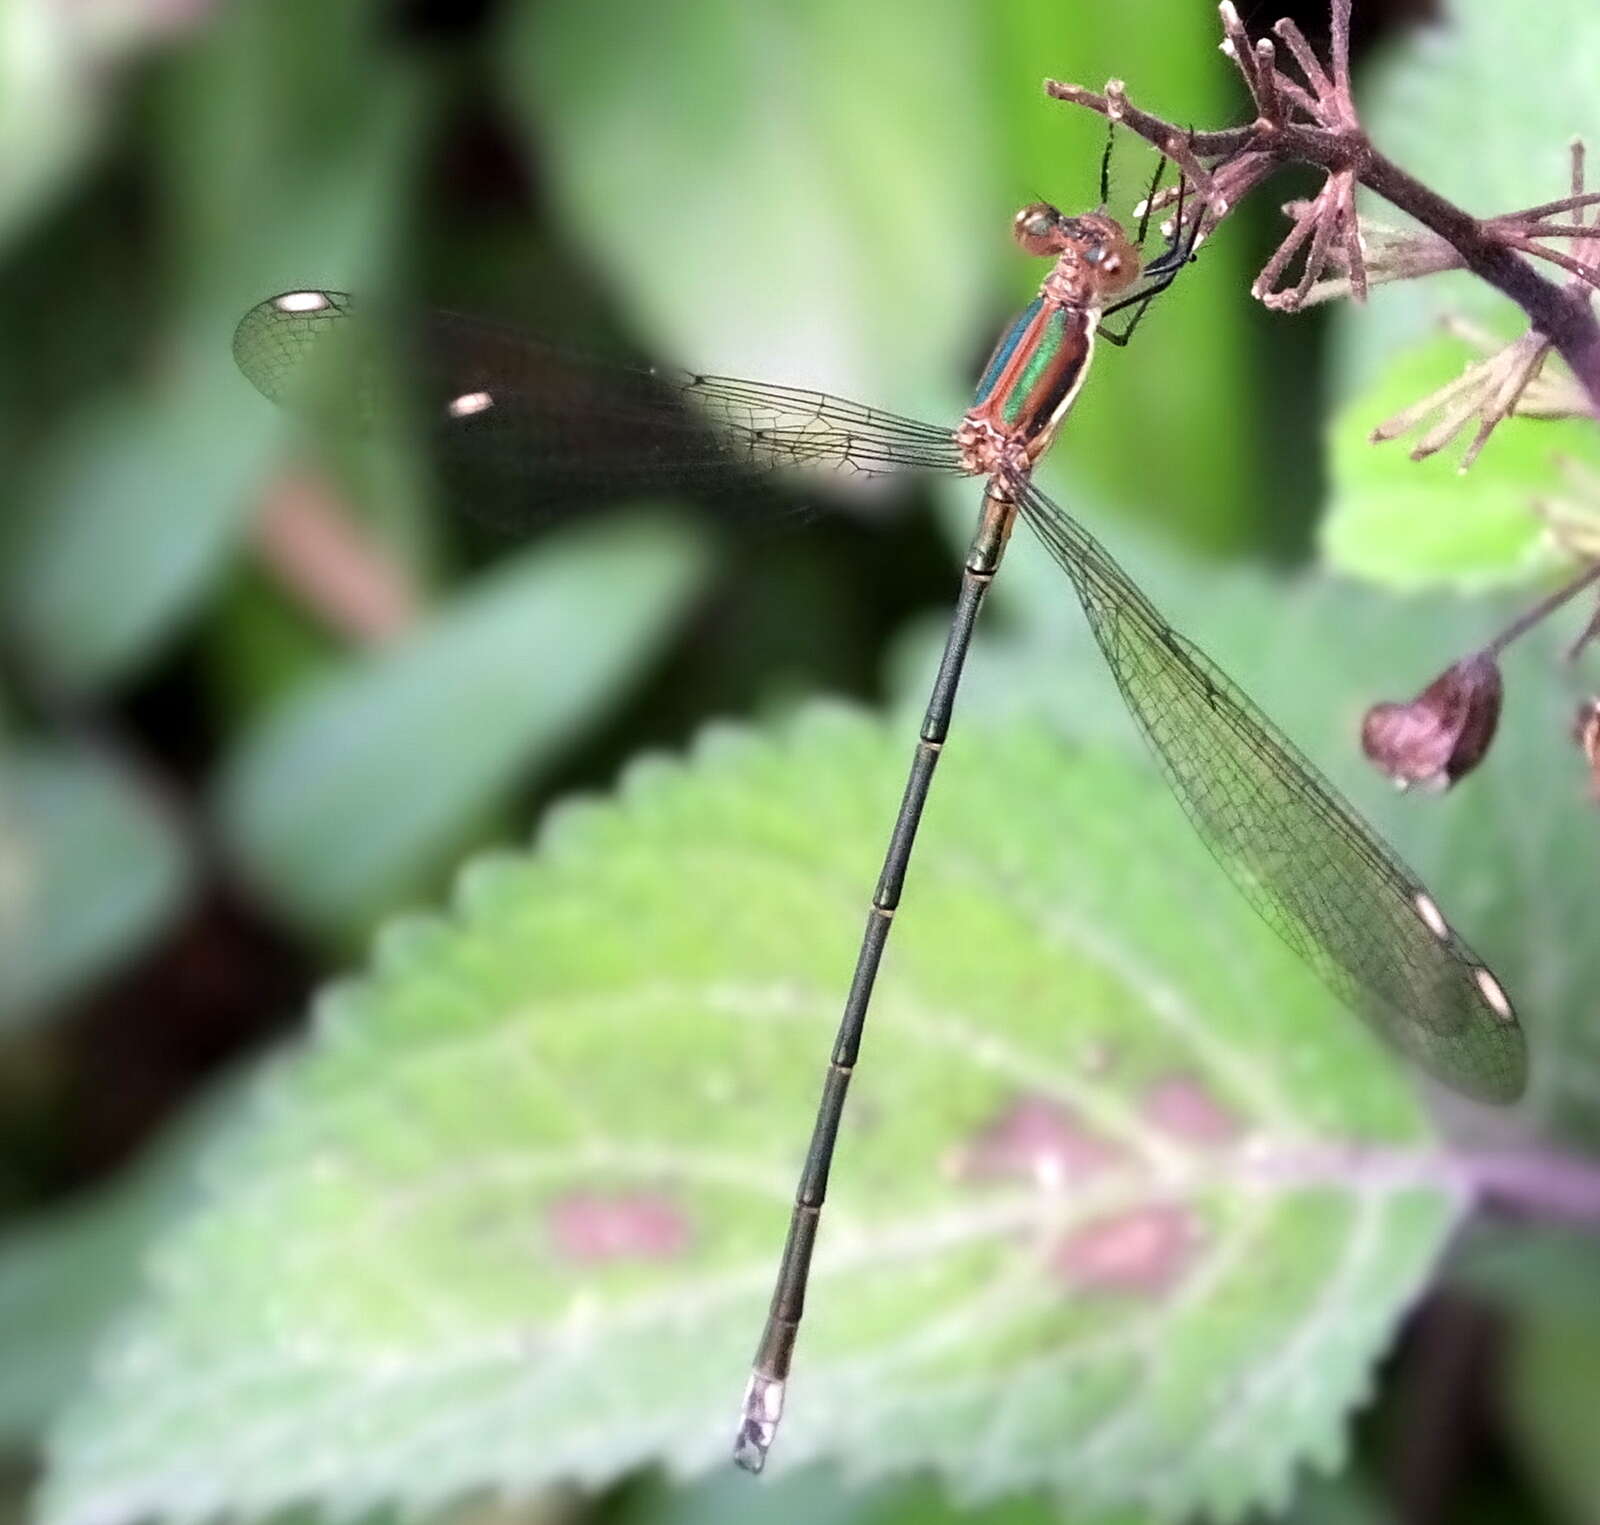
[[1013, 201, 1068, 256]]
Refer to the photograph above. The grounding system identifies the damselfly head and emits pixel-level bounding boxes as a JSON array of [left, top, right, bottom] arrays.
[[1011, 204, 1139, 296]]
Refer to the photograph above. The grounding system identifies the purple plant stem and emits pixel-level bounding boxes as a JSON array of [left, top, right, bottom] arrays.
[[1041, 88, 1600, 417], [1458, 1148, 1600, 1223]]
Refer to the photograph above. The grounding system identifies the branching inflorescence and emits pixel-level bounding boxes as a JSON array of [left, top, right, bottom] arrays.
[[1047, 0, 1600, 442], [1047, 0, 1600, 799]]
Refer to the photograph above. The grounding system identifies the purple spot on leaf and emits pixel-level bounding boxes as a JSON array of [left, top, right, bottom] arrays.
[[548, 1191, 691, 1263], [1052, 1204, 1199, 1295], [1143, 1075, 1241, 1145], [947, 1095, 1122, 1190]]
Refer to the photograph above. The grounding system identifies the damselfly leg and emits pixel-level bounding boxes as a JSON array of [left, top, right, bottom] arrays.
[[1100, 170, 1203, 347]]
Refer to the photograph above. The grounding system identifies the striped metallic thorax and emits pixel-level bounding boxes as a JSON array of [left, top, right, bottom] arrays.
[[955, 205, 1139, 481], [959, 297, 1096, 476]]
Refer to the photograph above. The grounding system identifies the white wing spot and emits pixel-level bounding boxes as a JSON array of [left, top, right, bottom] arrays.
[[1473, 966, 1515, 1023], [447, 390, 495, 418], [1412, 891, 1450, 941], [273, 291, 332, 313], [1033, 1155, 1067, 1191]]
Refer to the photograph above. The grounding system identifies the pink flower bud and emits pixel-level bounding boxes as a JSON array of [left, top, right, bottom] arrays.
[[1361, 652, 1503, 791], [1574, 698, 1600, 802]]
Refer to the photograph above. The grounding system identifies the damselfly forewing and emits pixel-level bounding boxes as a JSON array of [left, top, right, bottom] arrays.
[[232, 188, 1525, 1475]]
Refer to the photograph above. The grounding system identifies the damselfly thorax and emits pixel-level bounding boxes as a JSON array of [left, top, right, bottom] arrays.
[[956, 205, 1140, 481]]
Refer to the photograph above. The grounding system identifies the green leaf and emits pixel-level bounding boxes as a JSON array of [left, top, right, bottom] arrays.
[[1454, 1224, 1600, 1322], [1337, 0, 1600, 395], [1272, 1472, 1397, 1525], [1322, 337, 1600, 590], [501, 0, 993, 421], [0, 1, 105, 255], [0, 742, 191, 1030], [1504, 1295, 1600, 1523], [212, 514, 708, 935], [2, 0, 420, 695], [0, 0, 206, 254], [1325, 0, 1600, 583], [45, 710, 1462, 1525], [985, 0, 1264, 553], [0, 1072, 242, 1439], [503, 0, 1264, 553], [1199, 585, 1600, 1149], [1367, 0, 1600, 236], [1450, 1231, 1600, 1521], [951, 529, 1597, 1143], [4, 380, 282, 694], [612, 1461, 1073, 1525]]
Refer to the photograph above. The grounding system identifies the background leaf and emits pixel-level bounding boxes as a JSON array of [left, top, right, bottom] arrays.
[[1324, 0, 1600, 588], [984, 0, 1264, 553], [45, 709, 1464, 1525], [1455, 1230, 1600, 1522], [213, 513, 709, 935], [609, 1463, 1071, 1525], [1, 0, 419, 694], [505, 0, 1265, 554], [504, 0, 993, 417], [6, 382, 289, 694], [0, 1072, 241, 1439], [0, 2, 108, 256], [1337, 0, 1600, 393], [933, 520, 1597, 1144], [1322, 337, 1600, 590], [6, 1, 1600, 1520], [0, 0, 208, 255], [1503, 1293, 1600, 1523], [0, 742, 191, 1029]]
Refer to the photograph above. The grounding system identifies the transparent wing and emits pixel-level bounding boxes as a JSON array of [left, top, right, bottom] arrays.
[[1016, 479, 1525, 1102], [232, 291, 965, 529]]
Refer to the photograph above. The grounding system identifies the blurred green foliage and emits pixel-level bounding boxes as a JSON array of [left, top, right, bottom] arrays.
[[1323, 337, 1600, 589], [2, 0, 1599, 1522], [213, 514, 709, 934], [0, 743, 190, 1030]]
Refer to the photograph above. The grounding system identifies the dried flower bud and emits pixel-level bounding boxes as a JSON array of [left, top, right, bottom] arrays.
[[1574, 697, 1600, 801], [1361, 652, 1503, 791]]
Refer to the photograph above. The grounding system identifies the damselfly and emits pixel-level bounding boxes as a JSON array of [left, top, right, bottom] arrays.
[[232, 174, 1525, 1476]]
